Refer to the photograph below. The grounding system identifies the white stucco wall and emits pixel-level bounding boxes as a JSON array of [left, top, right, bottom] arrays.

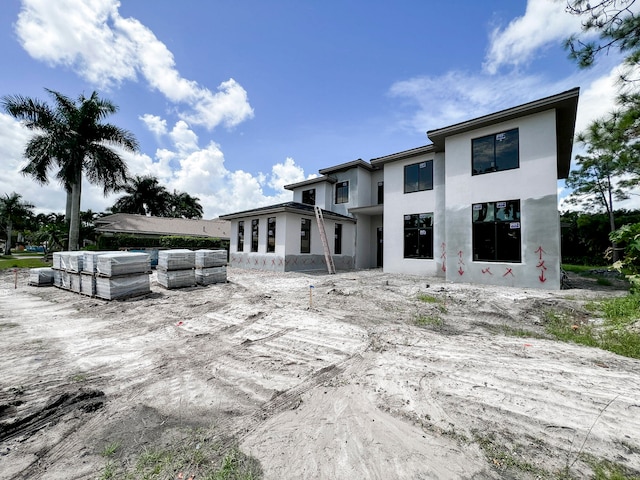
[[443, 109, 561, 289], [382, 151, 443, 276]]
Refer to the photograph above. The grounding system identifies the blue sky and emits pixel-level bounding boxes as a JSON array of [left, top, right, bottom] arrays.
[[0, 0, 635, 218]]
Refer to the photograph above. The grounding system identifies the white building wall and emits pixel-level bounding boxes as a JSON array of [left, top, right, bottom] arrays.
[[443, 109, 561, 289], [382, 152, 442, 276]]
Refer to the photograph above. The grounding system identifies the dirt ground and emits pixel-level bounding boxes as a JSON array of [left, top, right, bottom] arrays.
[[0, 267, 639, 479]]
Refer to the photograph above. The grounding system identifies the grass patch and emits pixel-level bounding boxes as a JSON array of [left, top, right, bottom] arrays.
[[545, 295, 640, 359], [0, 257, 50, 270], [417, 293, 440, 303], [415, 315, 444, 328], [581, 453, 640, 480], [99, 429, 262, 480], [473, 431, 549, 478]]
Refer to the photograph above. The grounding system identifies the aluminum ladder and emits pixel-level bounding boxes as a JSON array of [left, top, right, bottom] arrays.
[[314, 206, 336, 274]]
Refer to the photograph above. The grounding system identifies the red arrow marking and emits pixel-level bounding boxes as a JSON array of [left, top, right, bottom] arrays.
[[535, 246, 546, 260], [458, 267, 464, 275], [539, 270, 546, 282]]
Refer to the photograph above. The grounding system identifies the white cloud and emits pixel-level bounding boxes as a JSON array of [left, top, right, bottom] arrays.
[[139, 114, 167, 137], [483, 0, 585, 74], [15, 0, 254, 130]]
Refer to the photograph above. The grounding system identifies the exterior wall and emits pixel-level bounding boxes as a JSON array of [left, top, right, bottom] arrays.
[[330, 168, 368, 217], [228, 212, 355, 272], [291, 182, 332, 209], [443, 109, 561, 289], [382, 151, 443, 276]]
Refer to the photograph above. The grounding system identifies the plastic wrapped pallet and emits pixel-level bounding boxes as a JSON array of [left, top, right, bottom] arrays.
[[157, 269, 196, 289], [195, 249, 227, 268], [65, 251, 84, 272], [157, 249, 195, 271], [80, 272, 96, 296], [83, 251, 116, 273], [53, 269, 62, 288], [95, 274, 150, 300], [195, 266, 227, 285], [69, 273, 82, 293], [28, 267, 54, 286], [60, 270, 71, 290], [52, 252, 62, 270], [96, 252, 150, 277]]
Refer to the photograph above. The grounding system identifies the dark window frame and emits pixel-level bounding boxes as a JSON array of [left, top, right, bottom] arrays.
[[302, 188, 316, 206], [251, 219, 259, 253], [403, 213, 434, 259], [300, 218, 311, 254], [404, 161, 433, 194], [377, 181, 384, 204], [237, 220, 244, 252], [472, 128, 519, 175], [335, 181, 349, 204], [267, 217, 276, 253], [334, 223, 342, 255], [472, 199, 521, 262]]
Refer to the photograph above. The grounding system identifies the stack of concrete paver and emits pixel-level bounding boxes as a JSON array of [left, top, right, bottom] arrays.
[[95, 252, 151, 300], [80, 251, 111, 296], [28, 267, 55, 286], [51, 252, 84, 292], [157, 249, 196, 289], [195, 249, 227, 285]]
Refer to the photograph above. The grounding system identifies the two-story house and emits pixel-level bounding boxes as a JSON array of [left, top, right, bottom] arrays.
[[220, 88, 579, 289]]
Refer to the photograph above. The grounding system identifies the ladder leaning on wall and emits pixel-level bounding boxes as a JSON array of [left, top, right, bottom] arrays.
[[314, 206, 336, 274]]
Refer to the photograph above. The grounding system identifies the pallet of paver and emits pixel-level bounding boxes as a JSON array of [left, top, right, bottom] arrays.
[[80, 272, 96, 296], [69, 273, 82, 293], [195, 266, 227, 285], [157, 249, 195, 271], [28, 267, 54, 286], [95, 274, 150, 300], [60, 270, 71, 290], [83, 251, 117, 273], [195, 249, 227, 268], [53, 269, 62, 288], [157, 269, 196, 289], [52, 252, 63, 270], [64, 252, 85, 272], [96, 252, 150, 277]]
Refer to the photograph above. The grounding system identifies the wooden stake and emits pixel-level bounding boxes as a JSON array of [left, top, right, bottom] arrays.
[[309, 285, 314, 308]]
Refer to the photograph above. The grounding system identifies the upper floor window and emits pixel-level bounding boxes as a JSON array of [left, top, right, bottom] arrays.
[[404, 161, 433, 193], [302, 188, 315, 206], [251, 219, 259, 252], [237, 221, 244, 252], [404, 213, 433, 259], [472, 128, 519, 175], [377, 181, 384, 204], [335, 181, 349, 204], [267, 217, 276, 253], [300, 218, 311, 253], [472, 200, 521, 262]]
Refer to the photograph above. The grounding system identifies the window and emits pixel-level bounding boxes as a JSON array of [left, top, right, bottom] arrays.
[[267, 217, 276, 253], [404, 161, 433, 193], [237, 221, 244, 252], [334, 223, 342, 255], [472, 128, 519, 175], [251, 219, 259, 252], [335, 181, 349, 204], [300, 218, 311, 253], [302, 188, 316, 206], [403, 213, 433, 259], [377, 181, 384, 204], [472, 200, 521, 262]]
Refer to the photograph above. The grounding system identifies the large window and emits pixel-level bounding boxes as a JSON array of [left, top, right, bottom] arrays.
[[237, 221, 244, 252], [302, 188, 315, 206], [404, 213, 433, 259], [334, 223, 342, 255], [472, 200, 521, 262], [377, 181, 384, 204], [335, 181, 349, 204], [404, 161, 433, 193], [251, 219, 259, 252], [300, 218, 311, 253], [472, 128, 519, 175], [267, 217, 276, 253]]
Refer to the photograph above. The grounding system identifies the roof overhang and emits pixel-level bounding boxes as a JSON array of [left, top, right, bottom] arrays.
[[284, 175, 336, 191], [318, 158, 376, 175], [349, 204, 384, 216], [219, 203, 356, 222], [370, 144, 435, 166], [427, 87, 580, 179]]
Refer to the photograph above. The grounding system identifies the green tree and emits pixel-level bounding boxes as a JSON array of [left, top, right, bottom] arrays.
[[167, 190, 204, 219], [1, 89, 138, 251], [111, 175, 170, 216], [0, 192, 34, 255]]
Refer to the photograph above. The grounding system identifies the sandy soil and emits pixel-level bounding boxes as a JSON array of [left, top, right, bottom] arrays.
[[0, 267, 638, 479]]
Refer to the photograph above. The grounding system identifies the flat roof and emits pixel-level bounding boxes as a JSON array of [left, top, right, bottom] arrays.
[[370, 144, 435, 166], [318, 158, 376, 175], [284, 175, 336, 191], [427, 87, 580, 179]]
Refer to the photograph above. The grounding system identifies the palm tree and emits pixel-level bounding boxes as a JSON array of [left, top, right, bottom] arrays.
[[1, 89, 139, 250], [0, 192, 34, 255], [111, 175, 171, 216], [167, 190, 204, 219]]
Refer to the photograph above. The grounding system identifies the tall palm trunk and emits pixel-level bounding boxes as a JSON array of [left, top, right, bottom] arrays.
[[4, 220, 12, 255], [68, 170, 82, 251], [65, 189, 72, 225]]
